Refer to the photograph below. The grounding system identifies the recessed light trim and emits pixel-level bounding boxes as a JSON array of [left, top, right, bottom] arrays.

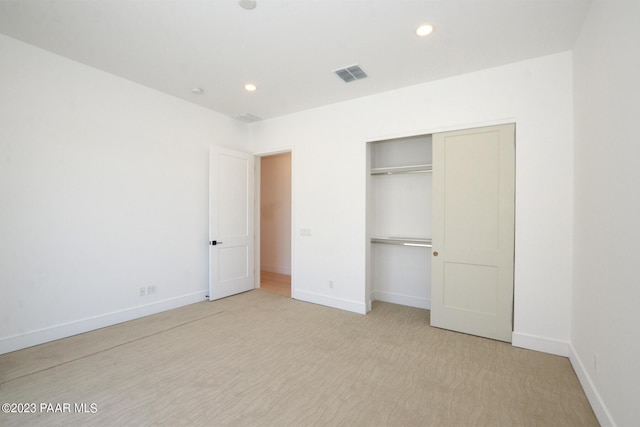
[[244, 83, 257, 92], [416, 24, 434, 37]]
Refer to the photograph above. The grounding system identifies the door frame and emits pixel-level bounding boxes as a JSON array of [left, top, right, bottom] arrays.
[[254, 148, 295, 297]]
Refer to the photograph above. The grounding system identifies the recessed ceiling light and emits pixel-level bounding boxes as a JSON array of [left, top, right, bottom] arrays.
[[239, 0, 256, 10], [244, 83, 257, 92], [191, 87, 204, 95], [416, 24, 434, 37]]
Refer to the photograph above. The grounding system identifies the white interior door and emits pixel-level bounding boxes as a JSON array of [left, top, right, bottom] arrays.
[[209, 146, 255, 300], [431, 124, 515, 342]]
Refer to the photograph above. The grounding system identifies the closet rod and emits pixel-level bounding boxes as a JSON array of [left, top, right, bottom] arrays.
[[370, 164, 432, 175], [371, 237, 432, 248]]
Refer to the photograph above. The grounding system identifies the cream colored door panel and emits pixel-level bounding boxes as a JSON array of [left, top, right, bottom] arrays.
[[209, 147, 255, 300], [431, 124, 515, 342]]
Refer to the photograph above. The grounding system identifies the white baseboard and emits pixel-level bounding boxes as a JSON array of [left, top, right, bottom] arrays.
[[293, 289, 366, 315], [569, 344, 616, 427], [0, 291, 207, 355], [511, 331, 569, 357], [261, 265, 291, 275], [372, 291, 430, 309]]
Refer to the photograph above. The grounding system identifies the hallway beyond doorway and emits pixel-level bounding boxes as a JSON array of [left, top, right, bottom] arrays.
[[260, 271, 291, 297]]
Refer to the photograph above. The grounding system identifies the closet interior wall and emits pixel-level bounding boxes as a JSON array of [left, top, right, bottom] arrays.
[[367, 135, 433, 310]]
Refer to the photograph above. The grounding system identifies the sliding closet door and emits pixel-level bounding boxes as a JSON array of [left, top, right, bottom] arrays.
[[431, 124, 515, 342]]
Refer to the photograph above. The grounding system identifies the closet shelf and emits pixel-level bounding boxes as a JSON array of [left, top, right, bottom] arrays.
[[371, 237, 432, 248], [370, 164, 432, 175]]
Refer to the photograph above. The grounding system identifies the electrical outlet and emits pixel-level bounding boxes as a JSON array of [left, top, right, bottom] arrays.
[[147, 285, 157, 295], [139, 287, 146, 296], [329, 280, 334, 289]]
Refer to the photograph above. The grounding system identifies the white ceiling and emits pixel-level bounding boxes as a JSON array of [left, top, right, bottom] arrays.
[[0, 0, 591, 121]]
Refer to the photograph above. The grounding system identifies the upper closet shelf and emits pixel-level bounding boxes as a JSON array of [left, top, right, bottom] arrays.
[[370, 164, 432, 175]]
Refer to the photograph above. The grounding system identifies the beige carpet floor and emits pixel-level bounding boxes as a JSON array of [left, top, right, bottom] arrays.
[[0, 290, 598, 426]]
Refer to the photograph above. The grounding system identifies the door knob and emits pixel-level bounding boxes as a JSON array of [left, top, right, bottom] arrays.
[[433, 251, 439, 256]]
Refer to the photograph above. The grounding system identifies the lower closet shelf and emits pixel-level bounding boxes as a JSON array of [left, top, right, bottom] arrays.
[[370, 237, 432, 248]]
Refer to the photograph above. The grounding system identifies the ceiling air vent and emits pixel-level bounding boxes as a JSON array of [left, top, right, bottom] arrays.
[[237, 113, 262, 123], [334, 64, 367, 83]]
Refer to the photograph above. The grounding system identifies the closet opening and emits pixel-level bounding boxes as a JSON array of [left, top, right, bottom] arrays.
[[366, 134, 433, 312], [257, 152, 292, 297], [366, 123, 515, 342]]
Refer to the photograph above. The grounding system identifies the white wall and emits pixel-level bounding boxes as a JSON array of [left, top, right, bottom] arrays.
[[260, 152, 291, 275], [0, 34, 248, 354], [571, 1, 640, 425], [251, 52, 575, 354]]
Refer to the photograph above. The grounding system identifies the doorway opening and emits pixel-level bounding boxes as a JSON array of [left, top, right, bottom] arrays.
[[258, 152, 292, 297]]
